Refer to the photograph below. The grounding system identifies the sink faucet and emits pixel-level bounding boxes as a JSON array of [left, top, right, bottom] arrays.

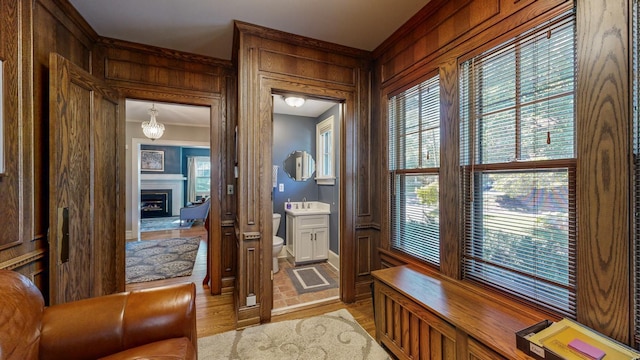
[[302, 197, 306, 208]]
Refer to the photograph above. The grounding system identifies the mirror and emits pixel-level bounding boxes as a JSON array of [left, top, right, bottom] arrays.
[[283, 150, 315, 181]]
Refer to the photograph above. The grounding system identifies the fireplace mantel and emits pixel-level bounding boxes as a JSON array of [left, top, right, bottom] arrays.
[[140, 174, 186, 181]]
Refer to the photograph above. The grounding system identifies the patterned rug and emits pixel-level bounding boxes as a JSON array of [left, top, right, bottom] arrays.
[[139, 216, 192, 232], [125, 237, 200, 284], [286, 264, 338, 294], [198, 309, 390, 360]]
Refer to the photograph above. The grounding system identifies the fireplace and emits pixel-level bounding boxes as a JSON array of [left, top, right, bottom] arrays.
[[140, 190, 173, 218]]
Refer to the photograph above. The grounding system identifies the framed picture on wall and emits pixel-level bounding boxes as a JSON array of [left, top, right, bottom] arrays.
[[141, 150, 164, 171]]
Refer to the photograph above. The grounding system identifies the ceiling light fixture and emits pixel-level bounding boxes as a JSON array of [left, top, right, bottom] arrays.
[[141, 104, 165, 140], [283, 96, 305, 108]]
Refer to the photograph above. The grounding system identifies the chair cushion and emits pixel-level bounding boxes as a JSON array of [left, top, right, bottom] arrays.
[[98, 337, 195, 360]]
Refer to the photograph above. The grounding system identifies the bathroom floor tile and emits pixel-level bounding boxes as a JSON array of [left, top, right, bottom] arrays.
[[272, 257, 339, 311]]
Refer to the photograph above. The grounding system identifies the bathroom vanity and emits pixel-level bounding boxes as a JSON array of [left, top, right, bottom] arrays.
[[285, 202, 330, 265]]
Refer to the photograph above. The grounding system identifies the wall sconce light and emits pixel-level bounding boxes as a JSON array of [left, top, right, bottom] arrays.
[[141, 104, 165, 140], [283, 96, 305, 108]]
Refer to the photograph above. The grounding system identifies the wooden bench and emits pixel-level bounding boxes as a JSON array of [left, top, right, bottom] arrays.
[[372, 265, 554, 359]]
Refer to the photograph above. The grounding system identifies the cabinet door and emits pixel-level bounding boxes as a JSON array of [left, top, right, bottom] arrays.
[[286, 215, 295, 255], [296, 228, 315, 263], [312, 226, 329, 261]]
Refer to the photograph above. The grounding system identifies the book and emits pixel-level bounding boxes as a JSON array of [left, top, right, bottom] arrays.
[[568, 338, 605, 360]]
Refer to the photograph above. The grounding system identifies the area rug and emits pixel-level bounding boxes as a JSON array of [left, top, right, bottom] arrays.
[[125, 237, 200, 284], [198, 309, 390, 360], [286, 265, 338, 295], [139, 216, 192, 232]]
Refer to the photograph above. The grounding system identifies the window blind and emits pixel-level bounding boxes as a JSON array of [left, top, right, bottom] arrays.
[[460, 12, 577, 317], [389, 75, 441, 266]]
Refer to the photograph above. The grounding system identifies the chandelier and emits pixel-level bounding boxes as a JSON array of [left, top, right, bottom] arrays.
[[141, 104, 165, 140]]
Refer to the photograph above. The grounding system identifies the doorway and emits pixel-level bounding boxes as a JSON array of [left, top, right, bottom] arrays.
[[124, 99, 211, 286], [271, 93, 342, 314]]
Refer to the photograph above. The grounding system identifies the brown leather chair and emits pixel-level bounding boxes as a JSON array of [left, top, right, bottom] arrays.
[[0, 269, 197, 360]]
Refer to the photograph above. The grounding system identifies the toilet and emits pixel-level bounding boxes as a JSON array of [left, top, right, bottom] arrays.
[[272, 213, 285, 273]]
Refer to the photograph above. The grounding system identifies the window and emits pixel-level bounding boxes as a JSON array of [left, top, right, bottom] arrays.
[[459, 12, 576, 316], [389, 74, 440, 266], [194, 156, 211, 196], [316, 116, 335, 185]]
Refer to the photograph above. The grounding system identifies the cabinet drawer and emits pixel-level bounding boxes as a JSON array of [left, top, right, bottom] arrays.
[[297, 215, 328, 228]]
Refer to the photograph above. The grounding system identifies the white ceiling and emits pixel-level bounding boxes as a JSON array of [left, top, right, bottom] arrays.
[[89, 0, 431, 126], [68, 0, 430, 61], [126, 100, 211, 127]]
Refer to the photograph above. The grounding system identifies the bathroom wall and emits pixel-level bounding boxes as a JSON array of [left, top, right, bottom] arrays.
[[272, 114, 318, 240], [272, 105, 341, 255]]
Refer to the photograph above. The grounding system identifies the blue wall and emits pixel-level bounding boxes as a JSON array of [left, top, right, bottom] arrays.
[[141, 144, 210, 207], [272, 104, 341, 255], [273, 114, 318, 230], [140, 145, 181, 174]]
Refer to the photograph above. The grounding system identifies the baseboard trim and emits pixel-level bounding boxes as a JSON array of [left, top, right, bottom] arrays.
[[328, 250, 339, 271], [277, 247, 288, 258], [271, 296, 340, 316]]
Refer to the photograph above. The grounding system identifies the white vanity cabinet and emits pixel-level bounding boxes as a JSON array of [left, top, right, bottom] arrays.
[[286, 213, 329, 265]]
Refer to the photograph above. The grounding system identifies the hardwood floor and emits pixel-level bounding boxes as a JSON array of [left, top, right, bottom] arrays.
[[126, 222, 376, 339]]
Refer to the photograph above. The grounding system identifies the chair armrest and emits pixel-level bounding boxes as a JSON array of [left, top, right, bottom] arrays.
[[40, 282, 197, 360], [180, 200, 210, 221]]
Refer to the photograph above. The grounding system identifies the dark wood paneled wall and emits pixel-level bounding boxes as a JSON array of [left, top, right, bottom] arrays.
[[576, 0, 630, 342], [94, 37, 236, 296], [375, 0, 573, 279], [0, 0, 97, 297], [1, 0, 634, 342], [374, 0, 634, 344], [233, 21, 375, 326], [0, 0, 236, 302]]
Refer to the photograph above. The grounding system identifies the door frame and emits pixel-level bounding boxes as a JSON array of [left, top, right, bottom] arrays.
[[257, 77, 355, 321], [116, 89, 223, 294]]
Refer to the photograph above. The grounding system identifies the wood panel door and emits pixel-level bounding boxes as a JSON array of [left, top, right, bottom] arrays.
[[48, 53, 124, 305]]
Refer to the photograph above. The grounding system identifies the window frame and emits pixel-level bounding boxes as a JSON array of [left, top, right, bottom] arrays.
[[316, 115, 335, 185], [193, 156, 211, 197], [459, 11, 577, 317], [388, 72, 442, 267]]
